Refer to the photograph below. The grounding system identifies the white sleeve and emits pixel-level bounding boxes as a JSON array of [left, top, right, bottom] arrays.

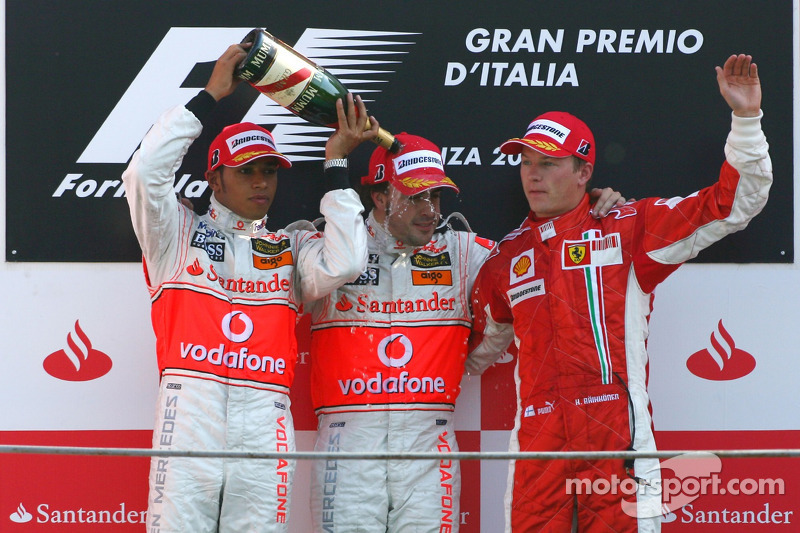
[[296, 188, 368, 302], [121, 105, 201, 287], [465, 308, 514, 375]]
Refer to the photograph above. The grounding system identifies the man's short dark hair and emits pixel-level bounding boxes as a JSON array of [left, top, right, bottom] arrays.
[[359, 182, 389, 211]]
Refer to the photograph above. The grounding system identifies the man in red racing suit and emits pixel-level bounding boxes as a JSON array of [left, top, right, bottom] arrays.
[[467, 54, 772, 532], [122, 43, 374, 532]]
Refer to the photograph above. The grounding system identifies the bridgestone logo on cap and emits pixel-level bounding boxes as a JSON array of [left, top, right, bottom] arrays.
[[393, 150, 444, 175], [526, 119, 571, 142], [228, 131, 277, 153]]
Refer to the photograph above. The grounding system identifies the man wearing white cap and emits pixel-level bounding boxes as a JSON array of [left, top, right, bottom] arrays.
[[468, 54, 772, 532], [123, 42, 375, 532], [305, 133, 624, 532]]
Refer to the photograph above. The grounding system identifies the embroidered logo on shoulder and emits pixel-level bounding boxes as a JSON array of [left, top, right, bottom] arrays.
[[609, 205, 638, 219], [510, 250, 536, 284], [654, 195, 694, 210], [507, 278, 545, 307], [474, 236, 495, 250]]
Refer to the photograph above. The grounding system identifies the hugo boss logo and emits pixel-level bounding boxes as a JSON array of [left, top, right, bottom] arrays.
[[190, 230, 225, 262]]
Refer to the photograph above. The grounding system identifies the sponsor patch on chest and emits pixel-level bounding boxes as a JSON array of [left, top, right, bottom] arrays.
[[411, 252, 451, 268], [411, 270, 453, 286], [562, 232, 622, 269], [507, 278, 545, 306], [347, 254, 380, 286], [410, 252, 453, 286], [190, 230, 226, 262], [509, 250, 536, 284], [252, 238, 293, 270]]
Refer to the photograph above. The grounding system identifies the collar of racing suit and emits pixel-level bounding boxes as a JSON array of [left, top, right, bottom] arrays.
[[525, 194, 592, 243], [366, 209, 462, 259], [366, 210, 416, 256], [206, 193, 270, 237]]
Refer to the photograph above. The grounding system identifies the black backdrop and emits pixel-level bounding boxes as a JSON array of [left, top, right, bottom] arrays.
[[6, 0, 793, 262]]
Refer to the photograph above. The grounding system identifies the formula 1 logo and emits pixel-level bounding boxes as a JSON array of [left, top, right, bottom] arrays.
[[76, 27, 418, 167]]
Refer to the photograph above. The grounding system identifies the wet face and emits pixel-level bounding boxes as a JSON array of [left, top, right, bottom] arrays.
[[519, 146, 592, 219], [205, 158, 279, 220], [375, 185, 442, 247]]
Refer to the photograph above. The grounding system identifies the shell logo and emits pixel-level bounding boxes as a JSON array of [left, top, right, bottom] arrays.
[[513, 255, 532, 276]]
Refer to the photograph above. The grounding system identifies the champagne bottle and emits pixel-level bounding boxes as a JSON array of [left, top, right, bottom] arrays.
[[235, 28, 402, 154]]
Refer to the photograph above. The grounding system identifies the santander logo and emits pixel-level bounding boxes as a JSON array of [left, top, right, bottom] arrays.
[[187, 258, 204, 276], [43, 320, 112, 381], [335, 294, 353, 312], [10, 503, 32, 523], [686, 320, 756, 381]]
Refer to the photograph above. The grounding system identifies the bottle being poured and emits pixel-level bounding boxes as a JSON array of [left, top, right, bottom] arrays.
[[235, 28, 403, 154]]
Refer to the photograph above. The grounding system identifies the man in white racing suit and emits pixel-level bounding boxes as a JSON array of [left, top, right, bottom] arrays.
[[122, 42, 376, 532], [306, 133, 492, 532]]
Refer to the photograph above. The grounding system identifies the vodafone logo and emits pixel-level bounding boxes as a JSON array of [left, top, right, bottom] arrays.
[[336, 333, 448, 397], [222, 311, 254, 343], [43, 320, 112, 381], [377, 333, 413, 367], [686, 320, 756, 381], [180, 310, 286, 375]]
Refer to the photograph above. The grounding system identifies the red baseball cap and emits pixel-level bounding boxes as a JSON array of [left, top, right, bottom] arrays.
[[208, 122, 292, 171], [500, 111, 595, 165], [360, 133, 459, 196]]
